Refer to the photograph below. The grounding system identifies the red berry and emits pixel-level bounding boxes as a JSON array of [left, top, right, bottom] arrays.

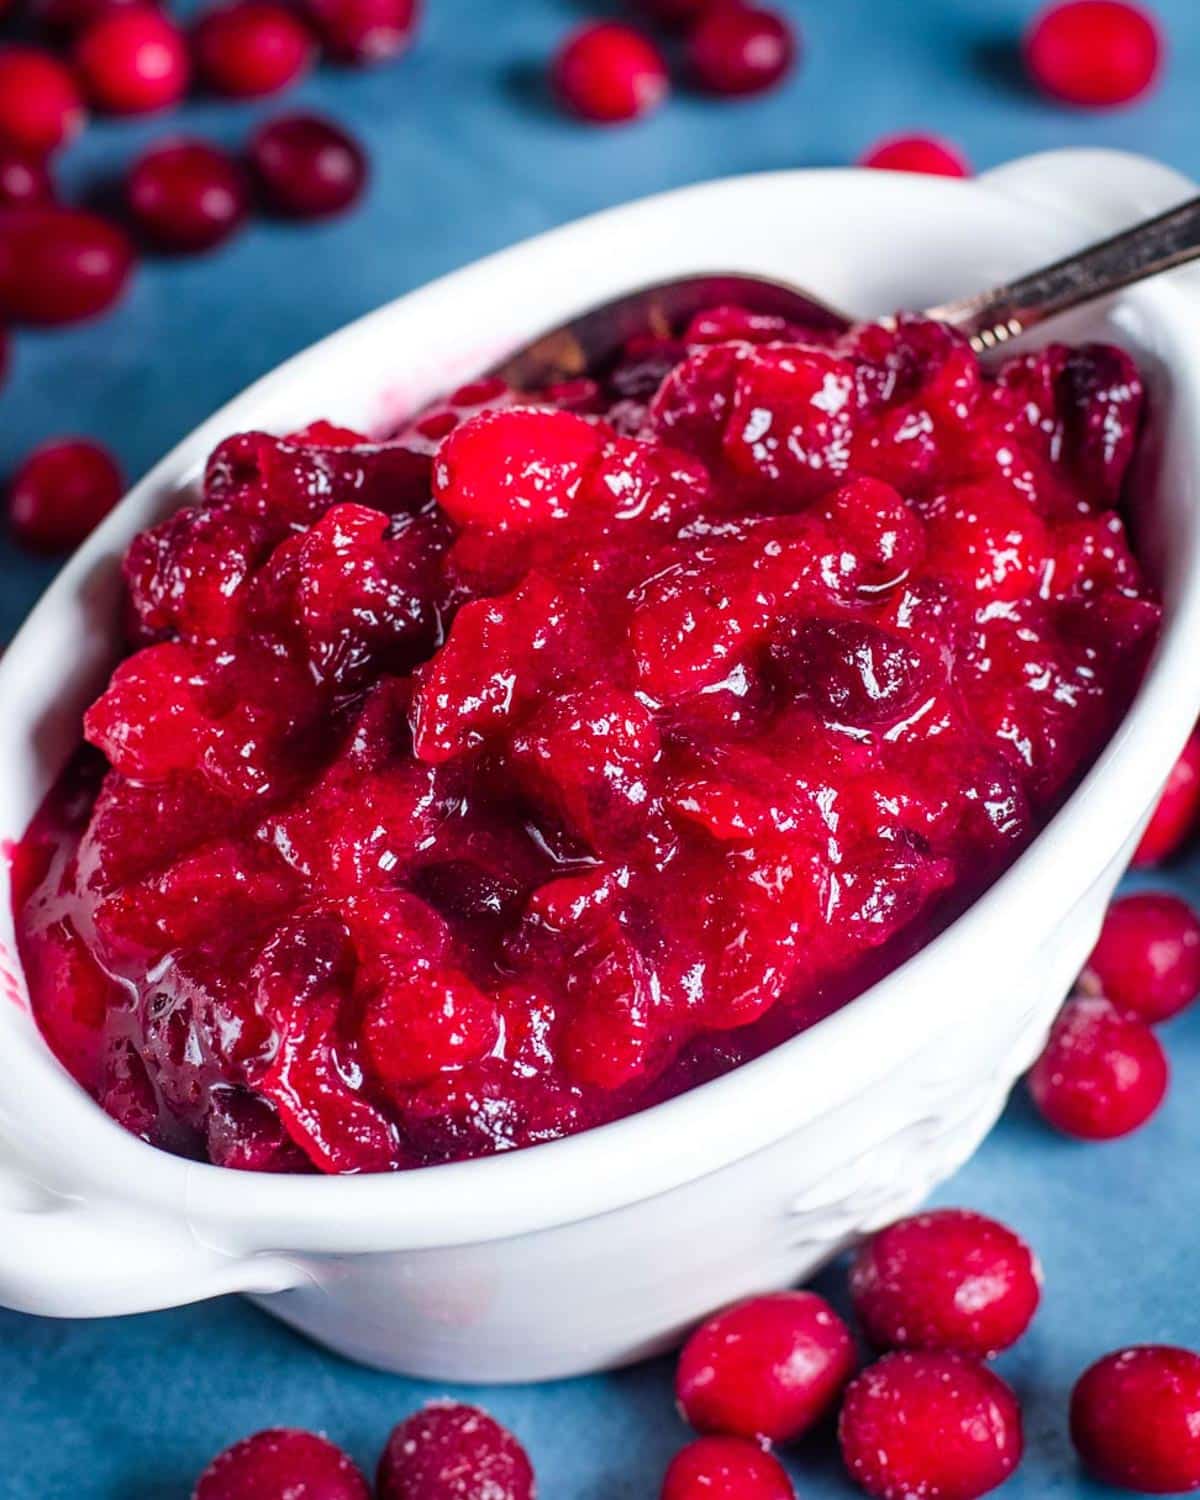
[[1071, 1345, 1200, 1493], [74, 7, 191, 114], [304, 0, 419, 64], [686, 5, 796, 97], [839, 1351, 1023, 1500], [0, 148, 55, 208], [552, 23, 669, 123], [662, 1436, 794, 1500], [193, 1, 314, 97], [33, 0, 146, 40], [1082, 891, 1200, 1023], [0, 208, 135, 325], [1025, 1, 1162, 108], [675, 1290, 856, 1444], [377, 1402, 535, 1500], [8, 438, 124, 553], [248, 113, 367, 218], [193, 1428, 371, 1500], [850, 1208, 1041, 1358], [859, 133, 971, 177], [1134, 729, 1200, 865], [1028, 995, 1168, 1139], [0, 47, 86, 156], [126, 138, 249, 252]]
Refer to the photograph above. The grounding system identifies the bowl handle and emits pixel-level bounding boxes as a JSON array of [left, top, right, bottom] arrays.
[[980, 147, 1198, 234]]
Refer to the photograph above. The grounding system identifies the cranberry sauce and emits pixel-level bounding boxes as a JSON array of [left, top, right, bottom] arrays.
[[14, 311, 1160, 1173]]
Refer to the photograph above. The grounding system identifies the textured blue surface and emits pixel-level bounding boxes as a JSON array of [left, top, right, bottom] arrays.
[[4, 1, 1200, 1494]]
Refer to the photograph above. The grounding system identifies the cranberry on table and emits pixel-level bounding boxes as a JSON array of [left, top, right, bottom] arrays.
[[126, 138, 249, 252], [248, 113, 367, 218], [1082, 890, 1200, 1024], [850, 1208, 1041, 1358], [859, 133, 971, 177], [0, 208, 135, 325], [839, 1351, 1024, 1500], [0, 148, 55, 208], [686, 5, 796, 96], [193, 1, 315, 97], [1134, 729, 1200, 866], [662, 1436, 794, 1500], [552, 23, 669, 124], [676, 1290, 856, 1443], [1028, 995, 1168, 1139], [0, 47, 86, 156], [1071, 1345, 1200, 1493], [74, 7, 191, 113], [1024, 0, 1162, 108], [7, 439, 124, 553], [304, 0, 420, 64], [377, 1402, 535, 1500], [193, 1428, 370, 1500]]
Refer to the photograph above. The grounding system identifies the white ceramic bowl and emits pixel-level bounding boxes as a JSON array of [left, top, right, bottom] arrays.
[[1, 147, 1199, 1382]]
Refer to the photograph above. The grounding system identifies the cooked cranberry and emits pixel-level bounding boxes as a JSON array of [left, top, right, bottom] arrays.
[[676, 1291, 856, 1443], [662, 1437, 794, 1500], [248, 113, 367, 218], [7, 438, 123, 553], [304, 0, 419, 64], [126, 138, 249, 253], [686, 5, 796, 96], [850, 1208, 1041, 1358], [1134, 729, 1200, 865], [552, 23, 669, 123], [377, 1402, 535, 1500], [74, 7, 191, 113], [0, 148, 55, 208], [0, 208, 135, 325], [1028, 995, 1168, 1139], [0, 47, 86, 156], [193, 1, 314, 97], [772, 618, 930, 727], [839, 1352, 1023, 1500], [860, 133, 971, 177], [1071, 1345, 1200, 1493], [1082, 891, 1200, 1024], [1025, 1, 1162, 107], [194, 1428, 371, 1500]]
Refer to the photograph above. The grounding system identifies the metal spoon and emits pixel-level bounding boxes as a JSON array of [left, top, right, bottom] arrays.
[[491, 194, 1200, 391]]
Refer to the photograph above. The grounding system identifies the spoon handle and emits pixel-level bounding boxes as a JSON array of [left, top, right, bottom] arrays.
[[925, 195, 1200, 353]]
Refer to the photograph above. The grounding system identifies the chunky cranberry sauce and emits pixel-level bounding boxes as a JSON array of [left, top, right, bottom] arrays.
[[14, 311, 1159, 1173]]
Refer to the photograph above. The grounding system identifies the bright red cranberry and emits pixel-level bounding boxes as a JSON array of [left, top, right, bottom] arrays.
[[839, 1352, 1023, 1500], [0, 208, 135, 325], [0, 47, 86, 156], [850, 1208, 1041, 1358], [7, 438, 124, 553], [0, 148, 55, 208], [859, 133, 971, 177], [74, 7, 191, 113], [304, 0, 419, 64], [662, 1437, 794, 1500], [1028, 995, 1168, 1139], [1071, 1345, 1200, 1493], [552, 23, 669, 123], [193, 1428, 371, 1500], [248, 113, 367, 218], [193, 2, 314, 97], [1082, 891, 1200, 1024], [1134, 729, 1200, 865], [1024, 1, 1162, 107], [675, 1291, 856, 1444], [377, 1402, 535, 1500], [126, 138, 249, 252], [686, 5, 797, 97]]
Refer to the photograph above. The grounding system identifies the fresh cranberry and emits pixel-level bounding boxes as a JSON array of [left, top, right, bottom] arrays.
[[859, 133, 971, 177], [193, 2, 314, 96], [304, 0, 419, 64], [662, 1437, 794, 1500], [0, 148, 55, 208], [193, 1428, 371, 1500], [1081, 891, 1200, 1024], [1071, 1345, 1200, 1493], [248, 113, 367, 218], [1028, 995, 1168, 1139], [686, 5, 796, 96], [0, 208, 135, 325], [676, 1291, 856, 1443], [552, 23, 669, 123], [377, 1402, 535, 1500], [7, 438, 124, 553], [33, 0, 146, 40], [74, 7, 190, 113], [850, 1209, 1041, 1358], [1134, 729, 1200, 865], [0, 47, 86, 156], [126, 138, 249, 252], [1024, 1, 1162, 107]]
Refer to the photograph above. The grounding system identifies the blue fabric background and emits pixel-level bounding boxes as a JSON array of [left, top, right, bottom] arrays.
[[4, 1, 1200, 1494]]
